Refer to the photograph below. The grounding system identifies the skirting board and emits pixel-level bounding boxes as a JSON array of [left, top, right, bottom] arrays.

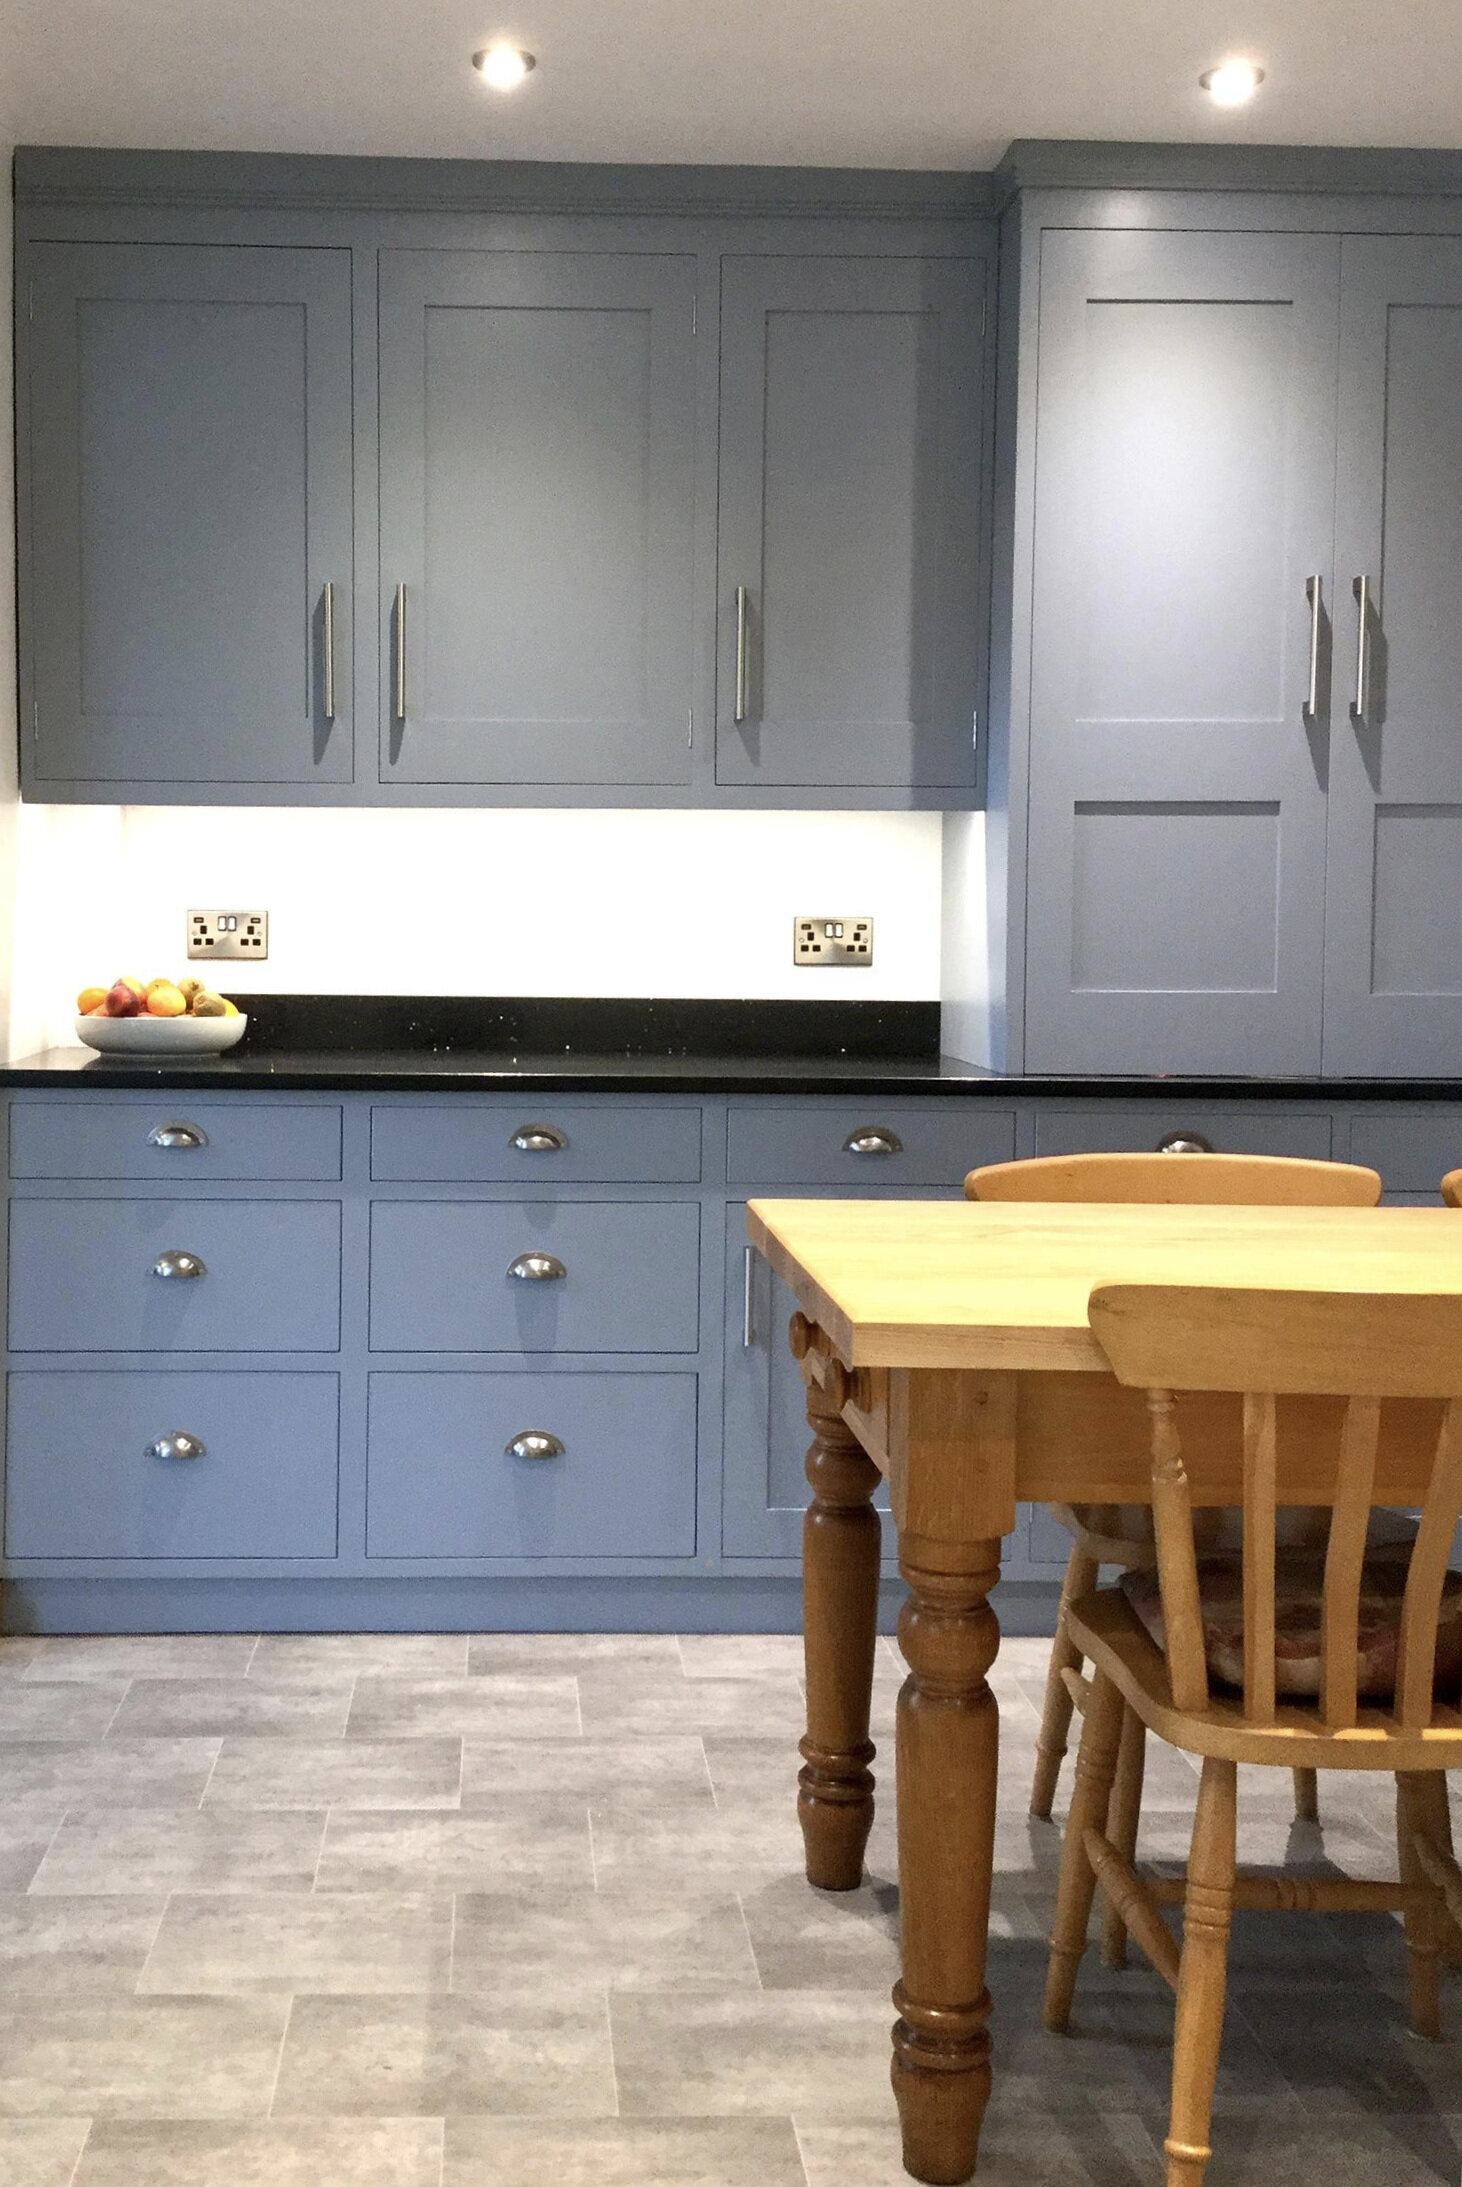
[[1, 1575, 1062, 1637]]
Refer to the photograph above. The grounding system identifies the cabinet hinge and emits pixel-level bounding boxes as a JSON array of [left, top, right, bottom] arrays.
[[980, 295, 987, 339], [972, 710, 979, 750], [27, 280, 34, 324], [687, 707, 694, 748], [691, 296, 697, 336], [32, 700, 38, 740]]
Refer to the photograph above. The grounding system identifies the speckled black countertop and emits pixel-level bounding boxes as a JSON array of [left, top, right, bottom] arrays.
[[3, 997, 1457, 1099]]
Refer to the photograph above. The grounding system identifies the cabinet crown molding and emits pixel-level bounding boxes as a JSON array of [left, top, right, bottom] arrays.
[[996, 138, 1462, 205]]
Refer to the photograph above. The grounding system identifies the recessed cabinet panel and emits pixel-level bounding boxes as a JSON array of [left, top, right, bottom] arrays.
[[370, 1101, 701, 1184], [1032, 1107, 1333, 1160], [1024, 231, 1339, 1074], [11, 1099, 343, 1183], [379, 250, 697, 787], [716, 254, 985, 791], [727, 1102, 1016, 1188], [1325, 240, 1462, 1071], [24, 244, 354, 789]]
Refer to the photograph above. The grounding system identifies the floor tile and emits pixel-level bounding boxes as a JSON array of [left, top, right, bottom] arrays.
[[0, 1640, 43, 1674], [251, 1634, 468, 1680], [71, 2118, 445, 2187], [0, 1684, 129, 1742], [346, 1676, 580, 1740], [795, 2113, 1163, 2187], [466, 1634, 680, 1674], [1231, 1982, 1462, 2118], [0, 1996, 290, 2117], [29, 1809, 328, 1897], [0, 1741, 221, 1809], [273, 1993, 615, 2116], [0, 1806, 63, 1891], [610, 1990, 897, 2117], [739, 1876, 902, 1990], [107, 1681, 351, 1740], [676, 1635, 806, 1679], [0, 2117, 93, 2187], [203, 1739, 461, 1810], [138, 1892, 452, 1995], [590, 1799, 810, 1895], [315, 1802, 593, 1893], [701, 1737, 824, 1811], [1182, 2110, 1462, 2186], [444, 2115, 806, 2186], [577, 1669, 803, 1738], [451, 1886, 759, 1992], [462, 1736, 712, 1811], [0, 1897, 166, 1994], [18, 1637, 259, 1684]]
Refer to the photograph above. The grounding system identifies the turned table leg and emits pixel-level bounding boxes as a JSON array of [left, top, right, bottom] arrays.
[[798, 1353, 883, 1892], [892, 1535, 1002, 2186]]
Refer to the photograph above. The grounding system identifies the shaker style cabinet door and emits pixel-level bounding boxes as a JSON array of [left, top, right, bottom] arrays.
[[1323, 238, 1462, 1075], [715, 254, 986, 793], [23, 244, 354, 791], [1022, 231, 1340, 1075], [378, 250, 697, 787]]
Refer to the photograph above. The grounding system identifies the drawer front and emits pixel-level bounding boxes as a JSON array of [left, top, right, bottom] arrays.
[[367, 1371, 696, 1557], [10, 1099, 342, 1182], [369, 1201, 701, 1353], [371, 1101, 702, 1183], [1346, 1110, 1462, 1196], [8, 1199, 342, 1353], [5, 1371, 339, 1558], [726, 1102, 1017, 1188], [1032, 1106, 1333, 1161]]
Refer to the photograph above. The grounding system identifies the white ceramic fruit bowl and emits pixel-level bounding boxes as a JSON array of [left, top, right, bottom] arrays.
[[75, 1013, 247, 1057]]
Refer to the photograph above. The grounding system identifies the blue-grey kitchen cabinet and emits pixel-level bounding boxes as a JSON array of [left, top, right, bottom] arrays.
[[376, 249, 698, 788], [1019, 229, 1339, 1077], [715, 253, 988, 794], [21, 243, 355, 794]]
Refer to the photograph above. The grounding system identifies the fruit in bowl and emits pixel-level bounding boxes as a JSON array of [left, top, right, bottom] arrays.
[[74, 975, 246, 1056]]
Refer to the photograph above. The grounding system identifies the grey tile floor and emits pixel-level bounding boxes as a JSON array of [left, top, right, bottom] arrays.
[[0, 1629, 1456, 2186]]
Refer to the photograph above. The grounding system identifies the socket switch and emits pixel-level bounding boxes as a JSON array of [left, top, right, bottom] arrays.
[[793, 916, 873, 967], [188, 909, 269, 961]]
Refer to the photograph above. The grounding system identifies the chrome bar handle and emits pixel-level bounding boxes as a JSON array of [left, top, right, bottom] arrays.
[[510, 1125, 568, 1153], [733, 586, 750, 724], [152, 1250, 207, 1280], [394, 582, 407, 722], [506, 1430, 565, 1461], [742, 1245, 755, 1349], [147, 1431, 206, 1462], [146, 1122, 208, 1151], [1303, 574, 1322, 720], [506, 1251, 567, 1282], [1352, 574, 1372, 721], [323, 581, 336, 722]]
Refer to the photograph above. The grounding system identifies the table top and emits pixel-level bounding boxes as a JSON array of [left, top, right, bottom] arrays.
[[746, 1198, 1462, 1371]]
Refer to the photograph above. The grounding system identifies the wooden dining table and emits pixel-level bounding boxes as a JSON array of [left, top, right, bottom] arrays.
[[746, 1195, 1462, 2187]]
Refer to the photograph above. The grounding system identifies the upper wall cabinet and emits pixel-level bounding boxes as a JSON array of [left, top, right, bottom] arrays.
[[715, 254, 986, 793], [377, 250, 697, 788], [22, 244, 355, 794]]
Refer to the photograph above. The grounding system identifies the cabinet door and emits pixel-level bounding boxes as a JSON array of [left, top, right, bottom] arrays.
[[715, 255, 985, 792], [24, 244, 354, 790], [1324, 239, 1462, 1074], [379, 250, 697, 787], [1023, 231, 1340, 1074]]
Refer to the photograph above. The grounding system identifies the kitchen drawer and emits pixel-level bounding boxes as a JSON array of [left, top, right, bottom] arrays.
[[370, 1100, 701, 1183], [5, 1370, 339, 1558], [369, 1200, 700, 1353], [1032, 1106, 1333, 1161], [367, 1371, 696, 1557], [726, 1102, 1016, 1188], [1345, 1109, 1462, 1196], [10, 1098, 342, 1182], [8, 1199, 341, 1353]]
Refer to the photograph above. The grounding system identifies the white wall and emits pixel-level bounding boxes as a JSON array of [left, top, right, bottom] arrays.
[[11, 803, 949, 1053]]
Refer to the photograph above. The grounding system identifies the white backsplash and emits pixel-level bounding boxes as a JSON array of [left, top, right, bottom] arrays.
[[10, 803, 965, 1055]]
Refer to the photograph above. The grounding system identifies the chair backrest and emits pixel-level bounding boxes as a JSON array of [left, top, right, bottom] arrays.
[[1088, 1282, 1462, 1732], [1441, 1169, 1462, 1209], [965, 1150, 1382, 1206]]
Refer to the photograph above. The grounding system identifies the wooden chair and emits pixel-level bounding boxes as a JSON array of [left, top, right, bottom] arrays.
[[1441, 1169, 1462, 1208], [1045, 1281, 1462, 2187], [965, 1149, 1383, 1968]]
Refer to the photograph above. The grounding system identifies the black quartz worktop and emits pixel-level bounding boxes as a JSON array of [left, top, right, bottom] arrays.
[[3, 997, 1458, 1098]]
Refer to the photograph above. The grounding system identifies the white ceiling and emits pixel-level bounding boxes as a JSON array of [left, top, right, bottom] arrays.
[[6, 0, 1462, 170]]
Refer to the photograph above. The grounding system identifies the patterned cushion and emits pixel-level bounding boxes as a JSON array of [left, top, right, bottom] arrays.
[[1119, 1549, 1462, 1701]]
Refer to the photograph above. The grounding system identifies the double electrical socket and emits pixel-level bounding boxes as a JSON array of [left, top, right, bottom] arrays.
[[793, 916, 873, 967], [188, 910, 269, 961]]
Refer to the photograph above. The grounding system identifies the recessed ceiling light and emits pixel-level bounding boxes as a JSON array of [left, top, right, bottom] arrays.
[[1199, 59, 1264, 107], [473, 44, 537, 91]]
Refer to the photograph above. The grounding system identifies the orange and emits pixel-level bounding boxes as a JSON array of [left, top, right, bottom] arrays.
[[76, 985, 107, 1015]]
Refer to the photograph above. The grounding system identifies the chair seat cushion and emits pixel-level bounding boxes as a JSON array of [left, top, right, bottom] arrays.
[[1119, 1548, 1462, 1700]]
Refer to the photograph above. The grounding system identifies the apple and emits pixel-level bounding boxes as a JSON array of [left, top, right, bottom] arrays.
[[104, 980, 141, 1018]]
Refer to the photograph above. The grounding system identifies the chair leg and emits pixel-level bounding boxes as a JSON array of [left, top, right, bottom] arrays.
[[1164, 1756, 1237, 2187], [1291, 1768, 1319, 1824], [1043, 1666, 1125, 2032], [1397, 1773, 1443, 2038], [1031, 1547, 1100, 1820], [1102, 1703, 1146, 1968], [1412, 1772, 1462, 1965]]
